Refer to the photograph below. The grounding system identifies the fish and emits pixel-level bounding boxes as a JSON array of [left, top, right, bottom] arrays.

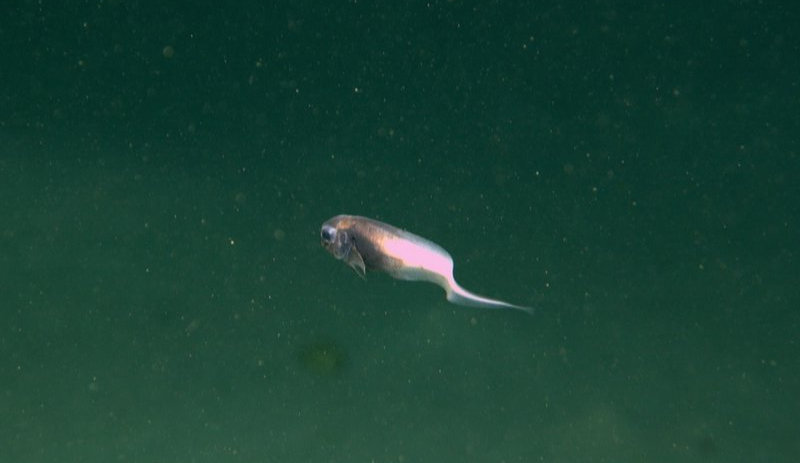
[[320, 214, 533, 315]]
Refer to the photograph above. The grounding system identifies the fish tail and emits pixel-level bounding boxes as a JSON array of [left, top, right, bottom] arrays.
[[445, 278, 535, 315]]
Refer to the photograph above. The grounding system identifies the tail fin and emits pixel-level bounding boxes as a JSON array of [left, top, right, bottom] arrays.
[[445, 279, 535, 316]]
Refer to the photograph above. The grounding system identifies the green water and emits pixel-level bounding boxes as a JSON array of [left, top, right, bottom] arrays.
[[1, 1, 798, 461]]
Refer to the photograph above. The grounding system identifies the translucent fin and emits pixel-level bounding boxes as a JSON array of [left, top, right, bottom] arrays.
[[445, 279, 535, 316]]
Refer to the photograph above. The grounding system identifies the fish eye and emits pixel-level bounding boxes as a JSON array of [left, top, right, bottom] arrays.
[[320, 226, 336, 242]]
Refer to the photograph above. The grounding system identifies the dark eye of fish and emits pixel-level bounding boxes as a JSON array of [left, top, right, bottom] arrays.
[[321, 226, 334, 242]]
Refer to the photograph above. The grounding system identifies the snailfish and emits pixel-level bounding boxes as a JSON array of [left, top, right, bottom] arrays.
[[320, 215, 533, 315]]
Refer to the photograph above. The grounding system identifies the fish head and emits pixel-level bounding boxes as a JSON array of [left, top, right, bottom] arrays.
[[321, 222, 353, 260], [320, 218, 366, 278]]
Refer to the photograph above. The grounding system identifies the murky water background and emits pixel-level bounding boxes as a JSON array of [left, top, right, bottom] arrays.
[[1, 2, 798, 461]]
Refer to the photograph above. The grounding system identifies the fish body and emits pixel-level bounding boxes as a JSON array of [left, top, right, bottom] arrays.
[[320, 215, 533, 315]]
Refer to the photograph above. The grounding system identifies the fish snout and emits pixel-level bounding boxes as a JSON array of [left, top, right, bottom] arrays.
[[320, 225, 337, 245]]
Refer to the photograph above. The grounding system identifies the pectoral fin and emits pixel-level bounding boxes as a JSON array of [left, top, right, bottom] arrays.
[[345, 246, 366, 279]]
